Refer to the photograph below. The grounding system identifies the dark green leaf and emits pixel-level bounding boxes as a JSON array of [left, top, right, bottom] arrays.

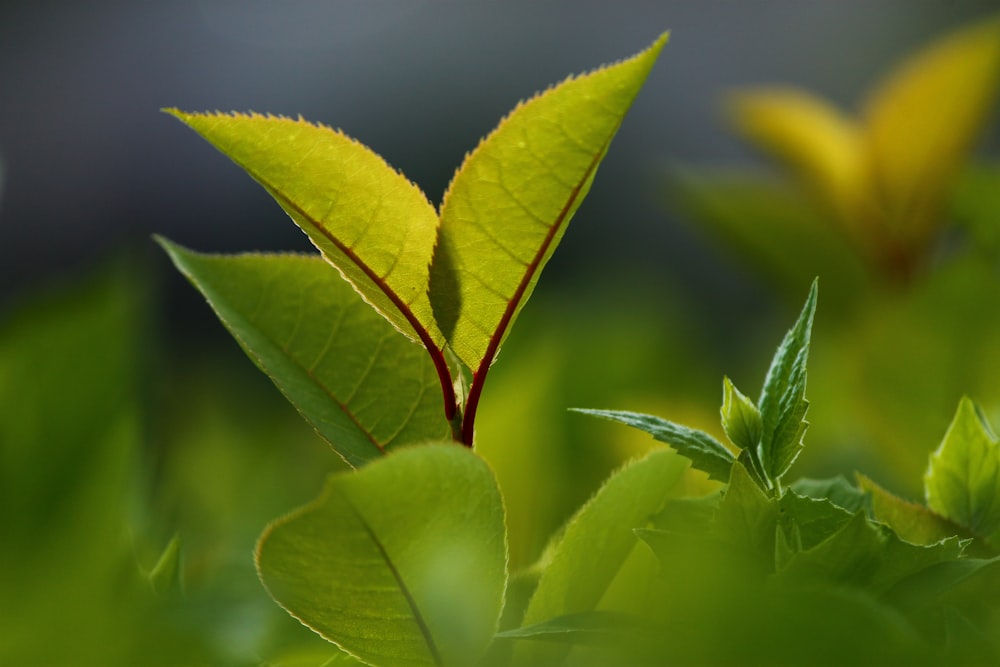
[[887, 556, 1000, 610], [574, 409, 733, 481], [791, 475, 869, 514], [757, 279, 817, 485], [778, 510, 966, 595], [713, 460, 779, 571], [780, 491, 855, 552]]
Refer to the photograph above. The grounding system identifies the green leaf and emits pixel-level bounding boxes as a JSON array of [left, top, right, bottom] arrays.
[[147, 535, 182, 595], [430, 33, 667, 374], [574, 409, 733, 482], [496, 610, 642, 646], [720, 375, 762, 452], [256, 444, 506, 667], [925, 396, 1000, 549], [790, 475, 869, 514], [887, 556, 1000, 611], [776, 512, 886, 588], [163, 109, 445, 354], [713, 460, 779, 571], [160, 239, 450, 467], [777, 510, 966, 595], [516, 449, 688, 665], [779, 491, 854, 552], [757, 279, 817, 486], [857, 473, 968, 547]]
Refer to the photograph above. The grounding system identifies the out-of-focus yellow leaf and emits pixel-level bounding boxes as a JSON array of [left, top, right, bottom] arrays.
[[863, 18, 1000, 241], [719, 17, 1000, 284], [727, 88, 865, 238]]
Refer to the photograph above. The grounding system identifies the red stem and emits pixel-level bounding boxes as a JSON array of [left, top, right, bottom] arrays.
[[459, 141, 613, 445]]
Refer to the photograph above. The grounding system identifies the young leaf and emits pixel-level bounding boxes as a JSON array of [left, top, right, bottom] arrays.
[[433, 33, 668, 442], [720, 375, 762, 452], [925, 396, 1000, 549], [163, 108, 456, 418], [757, 279, 817, 486], [256, 444, 506, 667], [160, 239, 450, 468], [516, 449, 688, 666], [574, 409, 734, 482]]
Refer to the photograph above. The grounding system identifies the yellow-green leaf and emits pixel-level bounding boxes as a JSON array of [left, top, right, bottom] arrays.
[[857, 473, 966, 547], [163, 109, 445, 354], [430, 33, 667, 373], [862, 18, 1000, 240]]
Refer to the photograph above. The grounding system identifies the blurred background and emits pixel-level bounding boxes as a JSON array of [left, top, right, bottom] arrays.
[[2, 2, 999, 664], [1, 1, 995, 311]]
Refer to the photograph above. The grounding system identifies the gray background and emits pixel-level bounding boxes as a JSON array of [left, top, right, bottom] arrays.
[[1, 1, 997, 322]]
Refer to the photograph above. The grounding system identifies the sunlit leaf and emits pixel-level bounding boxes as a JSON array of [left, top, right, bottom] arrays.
[[160, 240, 450, 467], [257, 444, 506, 667], [431, 33, 668, 373], [163, 108, 447, 363]]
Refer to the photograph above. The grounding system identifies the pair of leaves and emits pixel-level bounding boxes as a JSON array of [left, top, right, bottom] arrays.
[[581, 280, 816, 490], [163, 33, 667, 453], [205, 35, 673, 667]]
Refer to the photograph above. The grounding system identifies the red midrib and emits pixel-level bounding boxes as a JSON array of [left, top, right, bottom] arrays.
[[460, 133, 618, 445]]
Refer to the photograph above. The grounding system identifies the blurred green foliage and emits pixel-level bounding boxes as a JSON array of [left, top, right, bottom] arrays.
[[0, 262, 345, 665]]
